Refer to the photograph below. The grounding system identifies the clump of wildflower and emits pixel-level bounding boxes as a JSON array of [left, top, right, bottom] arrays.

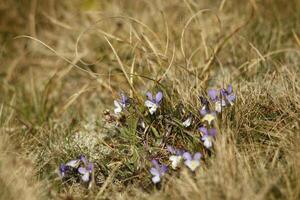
[[114, 93, 129, 114], [150, 159, 168, 184], [167, 145, 184, 169], [183, 152, 202, 171], [145, 91, 163, 115], [199, 127, 217, 149]]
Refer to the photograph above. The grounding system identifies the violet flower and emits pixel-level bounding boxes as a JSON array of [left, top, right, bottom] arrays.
[[221, 84, 236, 106], [145, 91, 163, 115], [167, 145, 184, 169], [199, 127, 217, 149], [78, 155, 94, 182], [208, 89, 226, 113], [59, 155, 94, 185], [183, 152, 202, 171], [59, 159, 80, 177], [199, 96, 216, 125], [114, 93, 129, 114], [150, 159, 168, 184]]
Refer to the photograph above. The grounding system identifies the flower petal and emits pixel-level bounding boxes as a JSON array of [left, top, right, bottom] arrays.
[[78, 167, 88, 175], [202, 113, 216, 125], [185, 160, 200, 171], [170, 155, 182, 169], [81, 172, 90, 182], [200, 106, 208, 116], [167, 145, 176, 154], [155, 91, 163, 103], [203, 137, 213, 149], [149, 104, 158, 115], [59, 164, 67, 177], [151, 159, 159, 169], [215, 101, 222, 113], [150, 167, 159, 176], [208, 89, 218, 101], [183, 152, 192, 161], [65, 159, 80, 168], [198, 126, 208, 135], [146, 92, 153, 101], [152, 175, 161, 184], [121, 93, 127, 104], [227, 94, 236, 104], [194, 152, 202, 160], [114, 100, 122, 114], [87, 163, 93, 172], [209, 128, 217, 137], [183, 117, 192, 127], [161, 164, 168, 174], [145, 100, 155, 108]]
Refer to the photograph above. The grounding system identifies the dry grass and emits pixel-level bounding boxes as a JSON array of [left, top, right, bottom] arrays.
[[0, 0, 300, 199]]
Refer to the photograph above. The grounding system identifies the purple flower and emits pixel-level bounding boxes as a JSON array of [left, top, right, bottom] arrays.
[[150, 159, 168, 183], [208, 89, 219, 102], [59, 164, 68, 177], [167, 146, 184, 169], [59, 159, 80, 177], [59, 155, 93, 185], [208, 89, 226, 113], [145, 91, 163, 115], [183, 152, 202, 171], [114, 93, 129, 114], [221, 84, 236, 106], [78, 155, 93, 182], [199, 127, 217, 149]]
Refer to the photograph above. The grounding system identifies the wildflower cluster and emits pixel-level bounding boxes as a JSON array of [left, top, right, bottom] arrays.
[[58, 85, 236, 187]]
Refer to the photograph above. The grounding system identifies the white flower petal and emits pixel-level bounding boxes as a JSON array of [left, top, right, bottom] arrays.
[[203, 137, 213, 149], [145, 100, 155, 108], [182, 117, 192, 127], [149, 104, 158, 115], [152, 175, 161, 184], [81, 172, 90, 182], [215, 101, 222, 113], [185, 160, 200, 171], [150, 168, 159, 176], [202, 114, 215, 125], [65, 160, 80, 168], [170, 155, 182, 169], [114, 100, 122, 114]]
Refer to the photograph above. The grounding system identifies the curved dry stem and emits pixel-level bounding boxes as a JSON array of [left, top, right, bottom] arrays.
[[158, 44, 176, 83], [180, 9, 221, 65]]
